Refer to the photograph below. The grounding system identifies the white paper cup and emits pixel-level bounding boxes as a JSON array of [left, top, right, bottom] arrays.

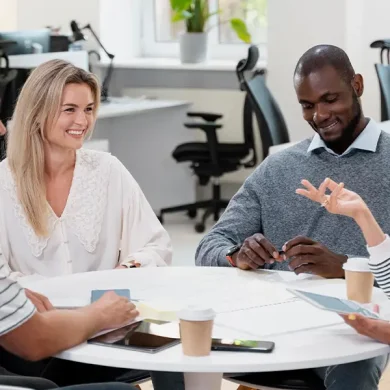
[[343, 258, 374, 303], [178, 306, 215, 357]]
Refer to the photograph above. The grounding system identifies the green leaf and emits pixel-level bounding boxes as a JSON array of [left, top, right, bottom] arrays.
[[171, 10, 193, 23], [230, 18, 252, 43], [170, 0, 192, 12]]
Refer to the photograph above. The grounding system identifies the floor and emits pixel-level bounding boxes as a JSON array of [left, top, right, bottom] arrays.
[[140, 213, 390, 389]]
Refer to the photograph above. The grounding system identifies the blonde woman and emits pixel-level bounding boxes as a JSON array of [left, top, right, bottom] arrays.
[[296, 178, 390, 344], [0, 60, 182, 389], [0, 59, 171, 281]]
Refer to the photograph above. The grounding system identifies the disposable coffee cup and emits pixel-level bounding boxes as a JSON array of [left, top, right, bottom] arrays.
[[178, 306, 216, 357], [343, 258, 374, 304]]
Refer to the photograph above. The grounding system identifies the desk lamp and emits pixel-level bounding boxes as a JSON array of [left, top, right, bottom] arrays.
[[70, 20, 114, 102]]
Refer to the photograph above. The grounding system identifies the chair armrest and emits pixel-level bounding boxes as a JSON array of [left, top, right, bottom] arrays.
[[184, 123, 223, 131], [184, 123, 222, 170], [187, 112, 223, 122]]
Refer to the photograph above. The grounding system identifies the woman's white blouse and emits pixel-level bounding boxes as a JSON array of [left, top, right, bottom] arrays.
[[0, 149, 172, 280]]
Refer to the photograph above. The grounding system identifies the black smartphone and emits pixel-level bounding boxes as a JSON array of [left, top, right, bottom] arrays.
[[211, 339, 275, 353]]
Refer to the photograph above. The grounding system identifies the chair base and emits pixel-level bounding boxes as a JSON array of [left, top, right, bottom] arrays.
[[159, 183, 229, 232]]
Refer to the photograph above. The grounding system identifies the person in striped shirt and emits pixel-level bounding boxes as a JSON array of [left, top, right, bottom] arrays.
[[297, 177, 390, 344], [0, 270, 139, 390]]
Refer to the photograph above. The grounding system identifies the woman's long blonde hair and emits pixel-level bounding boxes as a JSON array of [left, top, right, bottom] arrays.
[[7, 59, 101, 237]]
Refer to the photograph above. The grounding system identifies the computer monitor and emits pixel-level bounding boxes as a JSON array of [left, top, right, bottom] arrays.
[[0, 29, 50, 55]]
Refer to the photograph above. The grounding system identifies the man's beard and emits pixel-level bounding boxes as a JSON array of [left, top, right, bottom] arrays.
[[320, 95, 362, 151]]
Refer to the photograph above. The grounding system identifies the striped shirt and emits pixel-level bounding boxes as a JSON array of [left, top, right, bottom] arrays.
[[368, 235, 390, 299], [0, 264, 36, 336]]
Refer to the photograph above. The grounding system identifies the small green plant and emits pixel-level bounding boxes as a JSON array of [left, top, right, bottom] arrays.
[[170, 0, 252, 43]]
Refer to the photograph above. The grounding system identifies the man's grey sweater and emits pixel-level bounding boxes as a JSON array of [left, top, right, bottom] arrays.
[[195, 131, 390, 269]]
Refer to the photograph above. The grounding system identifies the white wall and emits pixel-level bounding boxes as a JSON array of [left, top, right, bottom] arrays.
[[0, 0, 18, 30], [267, 0, 347, 142], [16, 0, 100, 36], [267, 0, 388, 142]]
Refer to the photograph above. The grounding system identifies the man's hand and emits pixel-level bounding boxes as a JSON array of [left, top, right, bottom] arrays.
[[25, 289, 55, 312], [90, 291, 139, 330], [234, 233, 281, 270], [341, 313, 390, 344], [283, 236, 347, 278]]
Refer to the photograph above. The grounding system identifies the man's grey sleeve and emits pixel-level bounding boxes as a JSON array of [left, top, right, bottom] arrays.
[[195, 167, 265, 267]]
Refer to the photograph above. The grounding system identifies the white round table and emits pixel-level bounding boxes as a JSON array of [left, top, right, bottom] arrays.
[[23, 267, 390, 390]]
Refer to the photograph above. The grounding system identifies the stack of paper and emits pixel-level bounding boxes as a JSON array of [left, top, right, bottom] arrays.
[[136, 301, 179, 322]]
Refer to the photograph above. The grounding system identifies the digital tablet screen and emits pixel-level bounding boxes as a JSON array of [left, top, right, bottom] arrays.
[[88, 320, 180, 353], [289, 289, 380, 319]]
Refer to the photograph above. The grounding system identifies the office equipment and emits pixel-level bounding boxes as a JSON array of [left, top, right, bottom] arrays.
[[70, 20, 114, 102], [8, 51, 89, 70], [88, 319, 180, 353], [49, 35, 70, 52], [0, 29, 50, 55], [91, 289, 131, 302], [288, 289, 380, 319], [212, 339, 275, 353], [159, 45, 290, 232], [93, 98, 194, 212], [370, 39, 390, 121]]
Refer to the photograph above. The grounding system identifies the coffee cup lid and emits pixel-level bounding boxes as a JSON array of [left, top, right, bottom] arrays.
[[178, 305, 216, 321], [342, 257, 371, 272]]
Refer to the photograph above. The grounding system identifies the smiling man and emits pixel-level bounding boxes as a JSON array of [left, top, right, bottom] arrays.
[[195, 45, 390, 389]]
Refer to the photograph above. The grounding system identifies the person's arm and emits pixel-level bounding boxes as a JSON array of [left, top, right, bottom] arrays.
[[0, 242, 26, 280], [195, 162, 274, 267], [342, 313, 390, 344], [296, 178, 390, 288], [115, 158, 172, 267], [296, 178, 386, 246], [0, 290, 138, 361], [1, 307, 106, 361], [0, 261, 25, 280]]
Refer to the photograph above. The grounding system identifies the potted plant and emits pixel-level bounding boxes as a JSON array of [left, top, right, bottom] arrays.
[[170, 0, 252, 63]]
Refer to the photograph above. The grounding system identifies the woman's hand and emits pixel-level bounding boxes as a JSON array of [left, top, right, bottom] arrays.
[[341, 313, 390, 344], [296, 178, 368, 219]]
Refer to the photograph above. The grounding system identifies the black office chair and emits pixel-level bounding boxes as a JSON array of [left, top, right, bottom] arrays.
[[225, 369, 326, 390], [370, 39, 390, 121], [159, 45, 290, 232]]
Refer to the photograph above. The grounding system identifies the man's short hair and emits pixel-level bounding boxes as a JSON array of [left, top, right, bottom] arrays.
[[294, 45, 356, 85]]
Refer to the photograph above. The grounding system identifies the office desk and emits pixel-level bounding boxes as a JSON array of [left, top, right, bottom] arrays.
[[24, 268, 390, 390], [93, 98, 194, 212]]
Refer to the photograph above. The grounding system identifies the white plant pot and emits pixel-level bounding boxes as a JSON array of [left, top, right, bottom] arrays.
[[179, 32, 208, 64]]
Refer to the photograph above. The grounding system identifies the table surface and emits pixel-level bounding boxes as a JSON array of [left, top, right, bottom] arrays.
[[24, 268, 390, 374], [97, 97, 190, 119]]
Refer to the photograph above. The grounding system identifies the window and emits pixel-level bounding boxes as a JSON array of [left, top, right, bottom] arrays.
[[142, 0, 267, 60]]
